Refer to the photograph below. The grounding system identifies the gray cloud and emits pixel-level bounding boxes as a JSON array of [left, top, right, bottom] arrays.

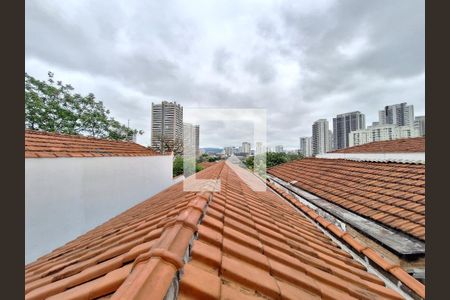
[[26, 0, 424, 148]]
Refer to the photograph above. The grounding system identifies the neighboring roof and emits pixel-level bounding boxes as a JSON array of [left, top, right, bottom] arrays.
[[332, 137, 425, 154], [198, 161, 219, 169], [317, 152, 425, 165], [267, 158, 425, 241], [267, 182, 425, 299], [24, 162, 422, 300], [25, 130, 159, 158]]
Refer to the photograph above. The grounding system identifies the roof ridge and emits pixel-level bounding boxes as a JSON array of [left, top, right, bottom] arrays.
[[25, 129, 162, 158], [331, 137, 425, 154], [25, 129, 139, 144]]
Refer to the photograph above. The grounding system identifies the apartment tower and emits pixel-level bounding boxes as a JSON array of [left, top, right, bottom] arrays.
[[312, 119, 331, 155], [379, 102, 414, 127], [332, 111, 366, 150], [299, 137, 312, 157], [151, 101, 183, 153], [183, 123, 200, 158]]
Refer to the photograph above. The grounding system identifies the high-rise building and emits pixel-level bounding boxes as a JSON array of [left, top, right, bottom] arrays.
[[151, 101, 183, 152], [332, 111, 366, 150], [414, 116, 425, 137], [224, 147, 235, 157], [349, 124, 420, 147], [299, 137, 312, 157], [194, 125, 200, 157], [255, 142, 264, 155], [275, 145, 284, 153], [328, 129, 334, 152], [242, 142, 251, 154], [312, 119, 331, 155], [183, 123, 200, 158], [379, 102, 414, 127]]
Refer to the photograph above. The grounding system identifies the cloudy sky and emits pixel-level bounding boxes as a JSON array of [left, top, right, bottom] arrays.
[[26, 0, 424, 149]]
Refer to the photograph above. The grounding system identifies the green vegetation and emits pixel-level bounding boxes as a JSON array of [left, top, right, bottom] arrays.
[[244, 152, 303, 170], [25, 72, 143, 141], [197, 153, 221, 163], [173, 156, 204, 177]]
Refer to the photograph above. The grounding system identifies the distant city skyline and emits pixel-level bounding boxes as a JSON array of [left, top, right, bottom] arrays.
[[26, 0, 424, 149]]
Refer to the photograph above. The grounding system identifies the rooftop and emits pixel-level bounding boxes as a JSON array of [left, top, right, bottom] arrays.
[[25, 130, 159, 158], [24, 161, 424, 299], [331, 137, 425, 154], [267, 158, 425, 242]]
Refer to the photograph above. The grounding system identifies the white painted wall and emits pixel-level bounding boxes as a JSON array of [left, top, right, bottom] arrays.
[[25, 155, 173, 264]]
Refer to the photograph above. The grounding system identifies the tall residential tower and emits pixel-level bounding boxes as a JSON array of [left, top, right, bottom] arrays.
[[312, 119, 331, 155], [151, 101, 183, 153], [183, 123, 200, 158], [379, 102, 414, 127], [332, 111, 366, 150], [299, 137, 312, 157]]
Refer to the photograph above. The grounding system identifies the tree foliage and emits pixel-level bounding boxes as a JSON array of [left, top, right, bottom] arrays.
[[173, 155, 204, 177], [25, 72, 143, 141], [244, 152, 304, 170], [151, 134, 184, 155]]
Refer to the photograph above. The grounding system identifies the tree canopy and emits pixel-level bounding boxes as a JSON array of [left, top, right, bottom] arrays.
[[173, 156, 204, 177], [25, 72, 143, 141], [244, 151, 304, 170]]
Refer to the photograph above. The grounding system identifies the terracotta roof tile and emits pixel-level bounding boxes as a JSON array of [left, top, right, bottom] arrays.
[[25, 130, 160, 158], [268, 158, 425, 241], [332, 137, 425, 153], [25, 162, 423, 300], [268, 182, 425, 299]]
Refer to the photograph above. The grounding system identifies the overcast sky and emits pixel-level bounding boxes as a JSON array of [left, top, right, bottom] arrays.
[[25, 0, 424, 149]]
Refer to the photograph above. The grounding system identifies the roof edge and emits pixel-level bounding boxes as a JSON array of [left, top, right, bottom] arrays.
[[267, 175, 425, 254], [317, 152, 425, 164], [267, 180, 425, 300]]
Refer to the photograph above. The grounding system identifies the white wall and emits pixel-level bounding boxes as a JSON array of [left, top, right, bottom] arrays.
[[25, 155, 173, 264]]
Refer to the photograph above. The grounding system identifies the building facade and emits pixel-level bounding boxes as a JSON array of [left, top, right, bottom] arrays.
[[151, 101, 183, 153], [332, 111, 366, 150], [255, 142, 264, 155], [275, 145, 284, 153], [183, 123, 200, 158], [349, 124, 420, 147], [414, 116, 425, 137], [299, 137, 313, 157], [242, 142, 251, 154], [312, 119, 331, 155], [379, 102, 414, 127], [224, 146, 235, 157]]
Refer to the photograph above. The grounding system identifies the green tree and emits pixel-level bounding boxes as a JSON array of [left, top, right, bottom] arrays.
[[173, 156, 184, 177], [244, 152, 304, 171], [25, 72, 143, 141], [173, 155, 204, 177], [244, 156, 254, 169]]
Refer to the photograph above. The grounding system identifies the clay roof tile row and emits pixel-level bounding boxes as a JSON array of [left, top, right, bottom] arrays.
[[267, 158, 425, 241], [25, 162, 423, 300], [25, 130, 160, 158], [332, 137, 425, 154]]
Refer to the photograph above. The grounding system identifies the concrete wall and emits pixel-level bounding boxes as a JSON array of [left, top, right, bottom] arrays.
[[25, 155, 173, 264]]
